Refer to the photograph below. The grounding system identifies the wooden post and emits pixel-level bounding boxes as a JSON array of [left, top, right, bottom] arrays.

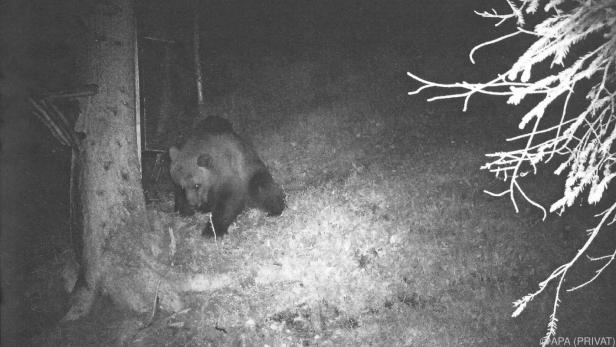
[[193, 0, 205, 116], [134, 15, 142, 170]]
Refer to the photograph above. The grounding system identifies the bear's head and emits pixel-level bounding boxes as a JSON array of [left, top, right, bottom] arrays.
[[169, 146, 215, 209]]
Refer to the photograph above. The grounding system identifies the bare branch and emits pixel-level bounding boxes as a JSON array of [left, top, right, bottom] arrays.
[[408, 0, 616, 342], [469, 31, 522, 64]]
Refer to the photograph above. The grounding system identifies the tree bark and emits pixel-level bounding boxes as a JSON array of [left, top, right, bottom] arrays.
[[64, 0, 183, 320]]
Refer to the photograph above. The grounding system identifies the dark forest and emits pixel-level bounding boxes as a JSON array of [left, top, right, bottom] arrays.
[[2, 0, 615, 346]]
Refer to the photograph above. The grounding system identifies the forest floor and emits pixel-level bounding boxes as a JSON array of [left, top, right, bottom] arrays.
[[18, 5, 616, 347]]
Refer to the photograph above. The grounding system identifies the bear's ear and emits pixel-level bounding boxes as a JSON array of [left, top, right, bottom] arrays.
[[169, 146, 180, 162], [197, 153, 213, 168]]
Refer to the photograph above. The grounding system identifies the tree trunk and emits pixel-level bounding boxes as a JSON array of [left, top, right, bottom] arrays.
[[63, 0, 236, 322], [193, 1, 206, 117], [63, 0, 183, 320]]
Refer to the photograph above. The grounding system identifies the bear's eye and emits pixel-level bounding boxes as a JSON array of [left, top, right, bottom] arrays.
[[194, 184, 201, 190]]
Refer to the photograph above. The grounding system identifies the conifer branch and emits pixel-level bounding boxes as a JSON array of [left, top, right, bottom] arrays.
[[408, 0, 616, 343]]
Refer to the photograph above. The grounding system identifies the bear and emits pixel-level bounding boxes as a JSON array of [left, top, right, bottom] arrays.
[[169, 116, 285, 237]]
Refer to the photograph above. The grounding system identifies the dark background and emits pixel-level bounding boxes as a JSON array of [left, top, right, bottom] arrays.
[[2, 0, 542, 344]]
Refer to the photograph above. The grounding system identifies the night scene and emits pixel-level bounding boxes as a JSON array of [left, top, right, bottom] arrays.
[[1, 0, 615, 346]]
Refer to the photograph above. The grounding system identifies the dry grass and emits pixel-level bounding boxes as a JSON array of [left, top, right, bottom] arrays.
[[30, 39, 616, 347], [130, 50, 616, 346]]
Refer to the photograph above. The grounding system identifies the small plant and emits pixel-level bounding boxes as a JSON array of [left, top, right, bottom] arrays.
[[407, 0, 616, 345]]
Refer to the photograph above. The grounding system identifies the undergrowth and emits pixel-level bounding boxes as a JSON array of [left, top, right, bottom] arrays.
[[32, 29, 616, 347]]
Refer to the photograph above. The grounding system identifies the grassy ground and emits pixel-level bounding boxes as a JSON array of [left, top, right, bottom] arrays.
[[23, 5, 616, 346]]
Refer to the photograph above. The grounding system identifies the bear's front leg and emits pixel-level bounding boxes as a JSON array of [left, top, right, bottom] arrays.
[[174, 184, 195, 216], [202, 187, 245, 237]]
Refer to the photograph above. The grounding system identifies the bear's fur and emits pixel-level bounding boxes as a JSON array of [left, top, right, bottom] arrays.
[[169, 116, 285, 236]]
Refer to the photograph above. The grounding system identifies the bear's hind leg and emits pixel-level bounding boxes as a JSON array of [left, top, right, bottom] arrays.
[[249, 171, 286, 216]]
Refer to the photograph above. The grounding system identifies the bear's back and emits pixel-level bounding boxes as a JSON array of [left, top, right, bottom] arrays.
[[176, 132, 266, 188]]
